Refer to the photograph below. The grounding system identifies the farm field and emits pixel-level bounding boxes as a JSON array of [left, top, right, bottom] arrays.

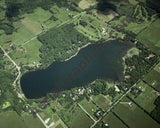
[[112, 97, 160, 128], [137, 19, 160, 54], [79, 97, 98, 119], [8, 38, 42, 65], [128, 81, 158, 113], [102, 112, 127, 128], [64, 105, 94, 128], [0, 111, 45, 128], [143, 69, 160, 91], [92, 94, 112, 111]]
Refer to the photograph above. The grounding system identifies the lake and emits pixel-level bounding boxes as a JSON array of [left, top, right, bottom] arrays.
[[20, 40, 133, 99]]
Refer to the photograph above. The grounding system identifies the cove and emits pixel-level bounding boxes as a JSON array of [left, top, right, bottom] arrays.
[[20, 40, 133, 99]]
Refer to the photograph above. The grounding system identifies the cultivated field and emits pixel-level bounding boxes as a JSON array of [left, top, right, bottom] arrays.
[[112, 97, 160, 128], [143, 69, 160, 91], [79, 97, 98, 119], [0, 111, 45, 128], [103, 112, 127, 128], [92, 94, 112, 111], [128, 81, 158, 113], [137, 19, 160, 54]]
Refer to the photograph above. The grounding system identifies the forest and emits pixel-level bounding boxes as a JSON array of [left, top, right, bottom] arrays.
[[38, 23, 91, 66], [118, 42, 159, 90]]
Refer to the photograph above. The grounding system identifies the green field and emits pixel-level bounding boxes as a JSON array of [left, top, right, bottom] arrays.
[[103, 112, 127, 128], [154, 62, 160, 73], [113, 97, 160, 128], [128, 81, 158, 113], [92, 94, 112, 111], [66, 105, 94, 128], [79, 98, 98, 119], [0, 111, 44, 128], [137, 19, 160, 54], [143, 69, 160, 91]]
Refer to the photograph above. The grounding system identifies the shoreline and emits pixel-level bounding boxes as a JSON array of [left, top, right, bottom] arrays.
[[64, 42, 92, 62]]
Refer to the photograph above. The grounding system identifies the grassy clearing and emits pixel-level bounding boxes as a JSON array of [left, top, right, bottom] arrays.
[[79, 98, 98, 119], [137, 19, 160, 54], [103, 112, 127, 128], [113, 97, 160, 128], [21, 18, 42, 35], [0, 21, 35, 47], [143, 69, 160, 91], [128, 81, 158, 113], [23, 7, 52, 25], [79, 0, 97, 9], [0, 111, 45, 128], [92, 94, 112, 111], [45, 4, 79, 29], [125, 47, 139, 58], [9, 38, 42, 65]]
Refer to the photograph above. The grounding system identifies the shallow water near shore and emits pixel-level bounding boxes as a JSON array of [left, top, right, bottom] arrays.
[[20, 40, 133, 99]]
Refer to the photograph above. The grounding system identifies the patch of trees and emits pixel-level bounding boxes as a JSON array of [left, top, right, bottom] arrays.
[[151, 96, 160, 123], [38, 24, 91, 67], [90, 80, 117, 99], [91, 80, 108, 95]]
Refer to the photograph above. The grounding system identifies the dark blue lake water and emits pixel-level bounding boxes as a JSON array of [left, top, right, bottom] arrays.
[[20, 40, 133, 99]]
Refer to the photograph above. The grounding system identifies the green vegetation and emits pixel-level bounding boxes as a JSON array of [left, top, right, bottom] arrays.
[[92, 94, 111, 111], [128, 81, 158, 113], [117, 42, 159, 91], [143, 70, 160, 91], [112, 97, 160, 128], [0, 111, 45, 128], [0, 49, 26, 115], [102, 112, 127, 128], [79, 98, 98, 119], [151, 96, 160, 123], [137, 19, 160, 54], [0, 0, 160, 127], [38, 23, 90, 66]]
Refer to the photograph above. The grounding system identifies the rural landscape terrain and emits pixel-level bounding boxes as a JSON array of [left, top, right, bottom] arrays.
[[0, 0, 160, 128]]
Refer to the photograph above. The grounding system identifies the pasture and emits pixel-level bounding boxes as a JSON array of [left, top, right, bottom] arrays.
[[137, 19, 160, 54], [79, 0, 97, 9], [143, 69, 160, 91], [66, 105, 94, 128], [92, 94, 112, 111], [79, 97, 98, 119], [113, 97, 160, 128], [103, 112, 127, 128], [128, 81, 158, 113], [0, 111, 44, 128]]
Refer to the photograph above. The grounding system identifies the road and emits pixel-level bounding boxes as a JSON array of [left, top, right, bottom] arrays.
[[0, 45, 21, 86], [36, 113, 49, 128], [22, 11, 86, 46], [90, 82, 139, 128], [77, 103, 96, 122]]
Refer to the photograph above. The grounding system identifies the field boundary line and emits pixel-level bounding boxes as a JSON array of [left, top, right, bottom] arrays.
[[77, 103, 96, 122]]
